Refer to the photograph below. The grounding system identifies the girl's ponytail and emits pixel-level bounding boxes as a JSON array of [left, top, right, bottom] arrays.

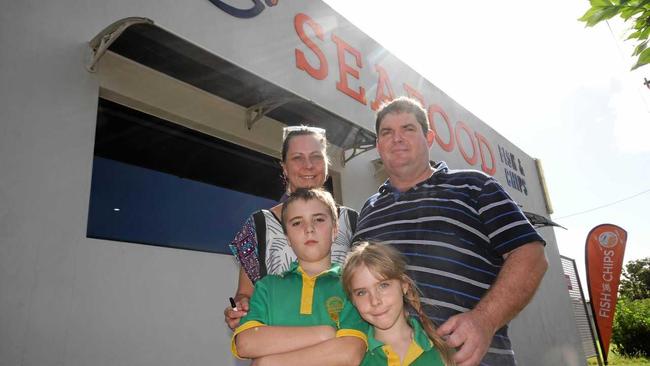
[[403, 276, 456, 366]]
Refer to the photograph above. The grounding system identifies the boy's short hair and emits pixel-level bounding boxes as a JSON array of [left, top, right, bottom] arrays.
[[280, 188, 338, 232]]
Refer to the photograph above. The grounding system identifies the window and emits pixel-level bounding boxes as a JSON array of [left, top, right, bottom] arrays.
[[87, 99, 286, 254]]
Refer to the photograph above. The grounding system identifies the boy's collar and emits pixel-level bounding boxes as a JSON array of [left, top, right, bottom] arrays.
[[284, 261, 340, 278]]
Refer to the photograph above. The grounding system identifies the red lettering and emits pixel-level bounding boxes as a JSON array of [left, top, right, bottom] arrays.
[[294, 13, 328, 80], [292, 17, 498, 174], [599, 309, 610, 318], [475, 131, 496, 175], [427, 104, 454, 152], [455, 121, 478, 165], [370, 64, 395, 111], [403, 84, 425, 108], [331, 34, 366, 105]]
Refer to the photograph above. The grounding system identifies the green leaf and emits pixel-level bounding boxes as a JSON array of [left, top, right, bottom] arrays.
[[579, 7, 604, 23], [620, 5, 645, 19], [627, 29, 643, 39], [633, 40, 648, 55], [580, 6, 622, 25], [631, 47, 650, 69], [633, 15, 648, 29], [589, 0, 614, 7], [639, 26, 650, 39], [591, 0, 614, 6]]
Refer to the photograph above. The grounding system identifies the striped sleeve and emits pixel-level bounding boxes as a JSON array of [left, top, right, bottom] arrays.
[[478, 178, 545, 256]]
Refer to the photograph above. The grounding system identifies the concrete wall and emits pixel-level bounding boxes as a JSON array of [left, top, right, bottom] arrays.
[[0, 1, 585, 365]]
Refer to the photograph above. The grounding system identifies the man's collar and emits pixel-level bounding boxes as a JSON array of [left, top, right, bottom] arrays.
[[378, 161, 448, 195]]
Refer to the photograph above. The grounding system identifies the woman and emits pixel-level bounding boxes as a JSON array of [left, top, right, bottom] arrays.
[[224, 126, 358, 329]]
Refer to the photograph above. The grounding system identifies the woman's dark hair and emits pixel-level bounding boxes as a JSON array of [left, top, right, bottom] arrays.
[[281, 125, 329, 163]]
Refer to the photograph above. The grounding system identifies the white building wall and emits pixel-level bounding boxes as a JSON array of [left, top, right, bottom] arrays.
[[0, 1, 585, 365]]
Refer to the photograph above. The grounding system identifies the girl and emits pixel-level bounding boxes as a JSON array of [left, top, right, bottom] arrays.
[[342, 241, 455, 366]]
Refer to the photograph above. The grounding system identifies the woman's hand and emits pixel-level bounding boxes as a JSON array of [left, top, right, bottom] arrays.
[[224, 295, 249, 330]]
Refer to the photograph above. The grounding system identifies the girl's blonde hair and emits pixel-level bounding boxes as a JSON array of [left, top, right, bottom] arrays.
[[342, 241, 455, 366]]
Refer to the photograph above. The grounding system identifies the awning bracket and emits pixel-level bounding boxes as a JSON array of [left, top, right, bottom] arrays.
[[523, 211, 566, 230], [245, 97, 303, 130], [86, 17, 154, 73], [342, 131, 375, 166]]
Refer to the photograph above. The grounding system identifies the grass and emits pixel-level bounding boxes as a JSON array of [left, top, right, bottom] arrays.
[[587, 353, 650, 365]]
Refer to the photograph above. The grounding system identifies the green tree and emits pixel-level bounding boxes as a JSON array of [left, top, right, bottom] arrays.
[[579, 0, 650, 70], [619, 257, 650, 300], [612, 298, 650, 357]]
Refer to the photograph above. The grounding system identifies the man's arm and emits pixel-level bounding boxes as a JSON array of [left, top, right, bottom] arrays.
[[437, 241, 548, 366], [235, 325, 336, 358], [250, 336, 366, 366]]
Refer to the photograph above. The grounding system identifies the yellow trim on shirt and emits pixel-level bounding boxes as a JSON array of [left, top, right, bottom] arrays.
[[379, 340, 425, 366], [298, 267, 318, 314], [336, 329, 369, 349], [383, 344, 401, 366], [230, 320, 266, 359], [402, 341, 424, 366]]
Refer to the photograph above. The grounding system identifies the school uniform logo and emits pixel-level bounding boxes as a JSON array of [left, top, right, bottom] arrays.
[[326, 296, 344, 327]]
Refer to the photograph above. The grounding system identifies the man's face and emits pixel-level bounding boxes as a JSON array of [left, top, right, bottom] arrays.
[[376, 112, 434, 176]]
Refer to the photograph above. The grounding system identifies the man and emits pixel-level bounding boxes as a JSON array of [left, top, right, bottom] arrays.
[[352, 97, 548, 366]]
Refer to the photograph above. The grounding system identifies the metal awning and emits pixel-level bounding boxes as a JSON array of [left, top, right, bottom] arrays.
[[87, 18, 376, 163]]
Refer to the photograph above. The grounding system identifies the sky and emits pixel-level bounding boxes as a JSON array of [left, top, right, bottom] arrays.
[[322, 0, 650, 292]]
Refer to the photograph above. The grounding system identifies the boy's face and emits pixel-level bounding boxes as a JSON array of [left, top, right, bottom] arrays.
[[284, 198, 337, 267]]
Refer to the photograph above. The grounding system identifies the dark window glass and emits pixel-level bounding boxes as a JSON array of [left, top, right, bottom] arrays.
[[87, 99, 287, 254]]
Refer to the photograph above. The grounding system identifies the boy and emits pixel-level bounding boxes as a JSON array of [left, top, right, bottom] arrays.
[[232, 188, 368, 365]]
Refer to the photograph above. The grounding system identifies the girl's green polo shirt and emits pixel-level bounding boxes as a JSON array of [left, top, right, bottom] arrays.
[[362, 317, 445, 366], [232, 262, 368, 358]]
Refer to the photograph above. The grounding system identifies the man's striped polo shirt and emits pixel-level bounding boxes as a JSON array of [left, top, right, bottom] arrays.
[[353, 161, 545, 366]]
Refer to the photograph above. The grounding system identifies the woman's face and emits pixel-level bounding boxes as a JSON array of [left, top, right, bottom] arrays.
[[282, 134, 327, 192]]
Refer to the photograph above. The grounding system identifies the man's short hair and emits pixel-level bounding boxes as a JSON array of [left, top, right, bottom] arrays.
[[375, 97, 429, 137]]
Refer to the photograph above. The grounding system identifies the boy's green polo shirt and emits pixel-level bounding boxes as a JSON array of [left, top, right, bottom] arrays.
[[232, 262, 368, 358], [361, 317, 444, 366]]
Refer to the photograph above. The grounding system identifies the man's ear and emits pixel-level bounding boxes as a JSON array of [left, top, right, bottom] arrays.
[[426, 129, 435, 148]]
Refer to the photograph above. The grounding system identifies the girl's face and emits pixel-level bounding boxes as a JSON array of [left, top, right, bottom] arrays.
[[282, 135, 327, 192], [349, 264, 408, 332], [284, 198, 336, 267]]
